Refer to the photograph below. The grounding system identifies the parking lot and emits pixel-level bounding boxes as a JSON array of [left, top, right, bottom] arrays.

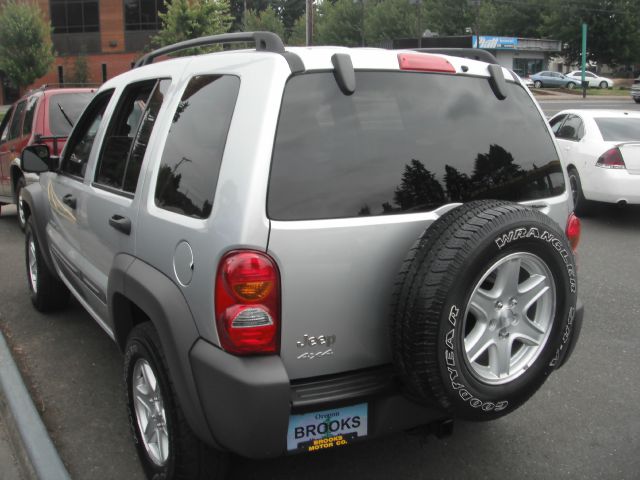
[[1, 185, 640, 478]]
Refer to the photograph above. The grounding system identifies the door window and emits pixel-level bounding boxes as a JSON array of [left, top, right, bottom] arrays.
[[22, 95, 40, 136], [549, 115, 567, 135], [60, 91, 114, 179], [0, 106, 13, 143], [94, 79, 169, 194], [556, 115, 584, 141], [7, 100, 26, 140]]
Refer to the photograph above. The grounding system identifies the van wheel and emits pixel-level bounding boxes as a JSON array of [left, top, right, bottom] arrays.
[[25, 219, 69, 312], [15, 176, 27, 231], [391, 201, 578, 420], [124, 323, 228, 480]]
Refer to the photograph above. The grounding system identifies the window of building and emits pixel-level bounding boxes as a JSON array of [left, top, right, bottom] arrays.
[[513, 58, 544, 77], [124, 0, 166, 31], [50, 0, 100, 34]]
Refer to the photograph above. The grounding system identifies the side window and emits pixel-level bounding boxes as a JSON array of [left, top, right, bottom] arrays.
[[8, 100, 26, 140], [94, 79, 168, 194], [22, 95, 39, 136], [586, 72, 596, 78], [556, 115, 583, 141], [550, 114, 567, 136], [0, 106, 13, 143], [61, 91, 114, 179], [155, 75, 240, 218]]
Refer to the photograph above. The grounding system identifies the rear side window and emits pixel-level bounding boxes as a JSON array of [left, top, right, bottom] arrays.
[[594, 118, 640, 142], [269, 72, 564, 221], [49, 92, 95, 136], [155, 75, 239, 219], [22, 94, 40, 136], [0, 106, 12, 143], [556, 115, 584, 141], [8, 100, 26, 140]]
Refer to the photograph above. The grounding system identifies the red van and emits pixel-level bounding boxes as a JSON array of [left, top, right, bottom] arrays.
[[0, 86, 94, 229]]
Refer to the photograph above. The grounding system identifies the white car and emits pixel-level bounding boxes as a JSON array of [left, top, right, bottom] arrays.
[[566, 71, 614, 88], [550, 109, 640, 214]]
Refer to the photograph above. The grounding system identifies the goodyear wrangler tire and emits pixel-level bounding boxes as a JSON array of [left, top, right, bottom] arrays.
[[391, 200, 578, 420]]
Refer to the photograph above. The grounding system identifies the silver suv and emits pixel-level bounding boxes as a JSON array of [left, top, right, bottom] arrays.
[[20, 32, 583, 479]]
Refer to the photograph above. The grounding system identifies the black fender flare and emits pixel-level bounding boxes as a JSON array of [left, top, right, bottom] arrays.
[[20, 182, 57, 274], [108, 255, 219, 448]]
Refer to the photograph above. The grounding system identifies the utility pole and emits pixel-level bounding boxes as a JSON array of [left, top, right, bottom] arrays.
[[306, 0, 314, 46], [581, 23, 587, 99]]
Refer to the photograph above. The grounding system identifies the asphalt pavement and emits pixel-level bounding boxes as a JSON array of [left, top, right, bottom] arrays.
[[1, 97, 640, 479]]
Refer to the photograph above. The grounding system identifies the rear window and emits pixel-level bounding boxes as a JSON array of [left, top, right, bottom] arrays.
[[49, 92, 95, 136], [268, 71, 564, 221], [594, 118, 640, 142]]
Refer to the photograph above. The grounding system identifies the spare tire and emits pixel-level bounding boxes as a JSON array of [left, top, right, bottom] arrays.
[[391, 200, 578, 420]]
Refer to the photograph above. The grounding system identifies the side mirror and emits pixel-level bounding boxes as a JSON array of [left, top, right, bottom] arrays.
[[21, 145, 58, 173]]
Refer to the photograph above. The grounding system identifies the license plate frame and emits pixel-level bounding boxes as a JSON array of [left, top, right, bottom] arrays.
[[286, 403, 368, 453]]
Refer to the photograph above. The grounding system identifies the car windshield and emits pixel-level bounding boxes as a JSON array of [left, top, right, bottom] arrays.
[[595, 118, 640, 142], [49, 92, 95, 136]]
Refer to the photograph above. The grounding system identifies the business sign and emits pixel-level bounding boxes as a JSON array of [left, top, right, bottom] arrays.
[[472, 36, 518, 50]]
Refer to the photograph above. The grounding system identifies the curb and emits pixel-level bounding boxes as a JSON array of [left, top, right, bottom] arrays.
[[0, 330, 71, 480]]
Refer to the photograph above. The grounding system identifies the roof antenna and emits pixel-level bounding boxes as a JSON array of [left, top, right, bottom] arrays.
[[331, 53, 356, 95]]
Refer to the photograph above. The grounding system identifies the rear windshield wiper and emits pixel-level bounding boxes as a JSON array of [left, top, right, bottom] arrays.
[[57, 103, 74, 128]]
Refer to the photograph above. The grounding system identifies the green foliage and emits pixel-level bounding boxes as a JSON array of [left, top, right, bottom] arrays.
[[365, 0, 423, 45], [423, 0, 473, 36], [244, 7, 286, 39], [272, 0, 306, 32], [541, 0, 640, 66], [228, 0, 271, 31], [287, 15, 306, 45], [71, 53, 90, 84], [315, 0, 363, 47], [0, 0, 54, 88], [152, 0, 233, 55]]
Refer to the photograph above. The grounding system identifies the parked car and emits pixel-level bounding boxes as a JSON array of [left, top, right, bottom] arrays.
[[19, 33, 583, 480], [631, 76, 640, 103], [550, 109, 640, 214], [529, 71, 577, 89], [565, 70, 614, 88], [0, 86, 94, 229]]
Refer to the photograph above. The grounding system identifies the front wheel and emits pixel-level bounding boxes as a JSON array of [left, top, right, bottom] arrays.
[[15, 176, 27, 231], [25, 219, 69, 312], [533, 80, 542, 89], [566, 82, 576, 90], [634, 98, 640, 104], [599, 81, 608, 89], [124, 323, 228, 480]]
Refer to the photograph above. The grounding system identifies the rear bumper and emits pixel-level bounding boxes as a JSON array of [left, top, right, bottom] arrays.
[[189, 341, 447, 459], [583, 168, 640, 204]]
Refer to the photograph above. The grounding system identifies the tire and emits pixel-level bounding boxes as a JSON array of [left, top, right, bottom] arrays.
[[533, 81, 542, 89], [15, 176, 26, 231], [25, 219, 69, 312], [124, 323, 228, 480], [566, 82, 576, 90], [599, 81, 607, 89], [634, 98, 640, 104], [391, 200, 578, 421], [568, 167, 590, 216]]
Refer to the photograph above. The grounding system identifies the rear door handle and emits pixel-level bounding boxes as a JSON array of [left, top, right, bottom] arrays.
[[109, 215, 131, 235], [62, 194, 76, 209]]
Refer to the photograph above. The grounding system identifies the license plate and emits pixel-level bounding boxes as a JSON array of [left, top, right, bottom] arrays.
[[287, 403, 368, 453]]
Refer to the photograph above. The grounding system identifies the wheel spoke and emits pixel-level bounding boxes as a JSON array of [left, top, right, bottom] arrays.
[[519, 274, 549, 311], [512, 316, 545, 346], [493, 257, 521, 298], [141, 363, 157, 393], [489, 338, 512, 378], [465, 324, 494, 363]]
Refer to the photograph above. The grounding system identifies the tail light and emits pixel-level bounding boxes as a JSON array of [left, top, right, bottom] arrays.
[[566, 213, 581, 251], [215, 250, 280, 355], [596, 147, 626, 169], [398, 53, 456, 73]]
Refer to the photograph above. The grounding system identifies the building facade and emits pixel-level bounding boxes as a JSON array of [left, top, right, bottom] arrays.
[[1, 0, 165, 105]]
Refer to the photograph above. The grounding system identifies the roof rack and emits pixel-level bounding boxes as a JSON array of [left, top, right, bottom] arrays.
[[26, 83, 100, 95], [414, 48, 499, 65], [134, 31, 296, 69]]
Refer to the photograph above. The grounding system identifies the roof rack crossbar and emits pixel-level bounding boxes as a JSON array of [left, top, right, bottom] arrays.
[[414, 48, 499, 65], [134, 31, 286, 68]]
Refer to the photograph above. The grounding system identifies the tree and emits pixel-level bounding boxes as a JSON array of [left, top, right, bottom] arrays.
[[71, 52, 90, 84], [315, 0, 362, 46], [152, 0, 233, 55], [287, 15, 306, 45], [541, 0, 640, 66], [365, 0, 422, 45], [0, 0, 54, 89], [272, 0, 306, 33], [244, 7, 286, 39]]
